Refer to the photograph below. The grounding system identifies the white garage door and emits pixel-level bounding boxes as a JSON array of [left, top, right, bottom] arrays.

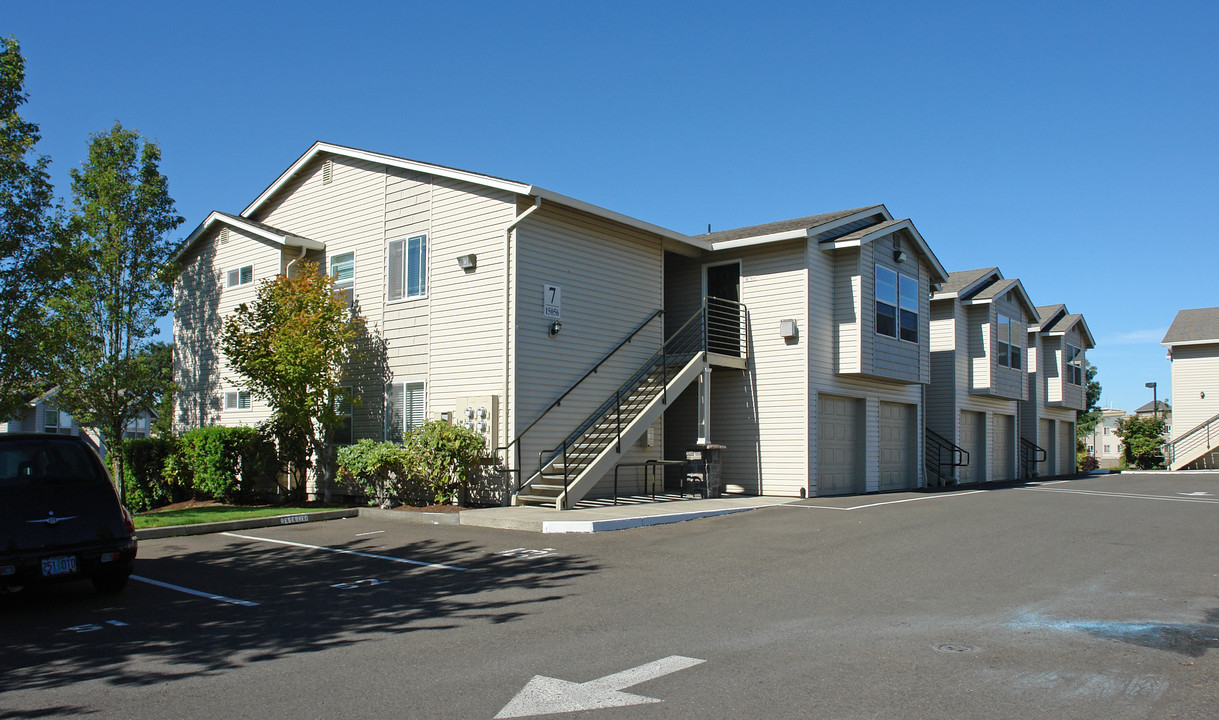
[[959, 410, 986, 483], [879, 401, 917, 491], [1039, 418, 1055, 477], [992, 414, 1014, 481], [817, 395, 863, 496], [1059, 421, 1075, 475]]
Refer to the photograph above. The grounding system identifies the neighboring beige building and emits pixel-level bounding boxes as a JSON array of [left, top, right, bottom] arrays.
[[0, 388, 155, 458], [1084, 408, 1127, 469], [1162, 307, 1219, 470], [926, 268, 1038, 485], [1019, 305, 1094, 477], [173, 142, 1098, 508]]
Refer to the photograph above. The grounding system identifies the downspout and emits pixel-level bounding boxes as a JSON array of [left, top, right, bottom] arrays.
[[285, 243, 308, 278], [502, 196, 543, 467]]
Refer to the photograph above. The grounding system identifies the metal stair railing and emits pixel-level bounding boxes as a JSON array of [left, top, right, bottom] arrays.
[[1165, 411, 1219, 469], [925, 428, 968, 485], [531, 303, 710, 494], [493, 309, 664, 494], [1019, 437, 1047, 479]]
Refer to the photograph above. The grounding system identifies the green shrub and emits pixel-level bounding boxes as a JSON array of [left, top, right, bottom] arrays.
[[403, 420, 489, 505], [121, 437, 178, 512], [336, 439, 408, 507], [175, 426, 279, 502], [1115, 415, 1167, 470]]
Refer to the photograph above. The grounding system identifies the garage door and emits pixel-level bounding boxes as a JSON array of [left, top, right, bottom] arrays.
[[817, 394, 863, 496], [992, 414, 1014, 481], [1059, 421, 1075, 475], [959, 410, 986, 483], [879, 401, 917, 491], [1039, 418, 1055, 477]]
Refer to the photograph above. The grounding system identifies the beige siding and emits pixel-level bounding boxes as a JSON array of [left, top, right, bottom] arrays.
[[866, 233, 927, 384], [967, 304, 991, 392], [1043, 336, 1064, 404], [512, 204, 666, 492], [926, 301, 956, 438], [991, 293, 1026, 400], [706, 241, 808, 496], [808, 240, 926, 496], [174, 224, 283, 430], [1168, 343, 1219, 441], [832, 248, 861, 374]]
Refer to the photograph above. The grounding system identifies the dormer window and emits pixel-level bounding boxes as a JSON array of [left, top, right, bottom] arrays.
[[876, 266, 919, 343], [1066, 343, 1084, 385]]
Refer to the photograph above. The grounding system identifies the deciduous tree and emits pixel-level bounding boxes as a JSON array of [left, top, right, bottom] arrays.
[[220, 260, 364, 502], [1115, 414, 1166, 470], [0, 37, 63, 420], [50, 122, 183, 499]]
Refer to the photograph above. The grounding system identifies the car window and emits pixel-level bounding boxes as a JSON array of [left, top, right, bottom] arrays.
[[0, 439, 108, 487]]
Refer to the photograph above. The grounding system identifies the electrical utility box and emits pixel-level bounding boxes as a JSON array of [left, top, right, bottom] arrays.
[[454, 395, 499, 451]]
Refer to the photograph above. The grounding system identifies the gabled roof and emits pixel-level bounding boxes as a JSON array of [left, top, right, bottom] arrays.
[[933, 267, 999, 299], [696, 206, 883, 244], [1161, 307, 1219, 347], [1033, 304, 1066, 331], [1135, 400, 1170, 414], [241, 141, 692, 246], [817, 217, 949, 283], [1030, 303, 1095, 347], [173, 211, 324, 264], [966, 277, 1039, 319]]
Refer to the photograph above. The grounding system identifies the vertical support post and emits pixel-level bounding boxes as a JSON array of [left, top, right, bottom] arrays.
[[697, 365, 712, 445]]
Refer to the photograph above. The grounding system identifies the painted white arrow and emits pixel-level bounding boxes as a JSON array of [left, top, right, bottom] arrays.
[[495, 655, 705, 718], [1179, 491, 1211, 496]]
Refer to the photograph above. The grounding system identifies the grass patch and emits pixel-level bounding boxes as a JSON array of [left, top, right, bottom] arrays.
[[133, 505, 336, 529]]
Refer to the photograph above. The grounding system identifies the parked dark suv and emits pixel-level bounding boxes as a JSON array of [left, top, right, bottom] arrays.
[[0, 433, 137, 594]]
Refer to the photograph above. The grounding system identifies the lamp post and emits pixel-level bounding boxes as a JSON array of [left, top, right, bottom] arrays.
[[1145, 382, 1158, 419]]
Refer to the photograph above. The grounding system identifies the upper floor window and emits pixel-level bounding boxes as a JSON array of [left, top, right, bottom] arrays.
[[333, 388, 354, 445], [1066, 343, 1084, 385], [996, 313, 1022, 369], [331, 252, 354, 308], [387, 234, 427, 301], [876, 266, 918, 343], [227, 265, 253, 288], [44, 409, 72, 435]]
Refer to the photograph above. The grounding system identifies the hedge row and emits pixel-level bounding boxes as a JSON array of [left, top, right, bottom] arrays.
[[336, 421, 491, 507], [121, 426, 279, 512]]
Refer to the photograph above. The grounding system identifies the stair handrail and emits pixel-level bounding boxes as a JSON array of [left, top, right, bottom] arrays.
[[1019, 437, 1047, 479], [925, 428, 968, 483], [534, 304, 709, 493], [1164, 411, 1219, 467], [493, 309, 664, 490]]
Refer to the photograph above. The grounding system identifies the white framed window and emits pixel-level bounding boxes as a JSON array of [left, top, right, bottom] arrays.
[[44, 409, 72, 435], [876, 266, 918, 343], [331, 252, 354, 308], [996, 313, 1022, 369], [387, 234, 427, 301], [1104, 444, 1111, 454], [333, 387, 354, 445], [224, 390, 252, 410], [1066, 343, 1083, 385], [385, 381, 424, 442], [226, 265, 254, 288]]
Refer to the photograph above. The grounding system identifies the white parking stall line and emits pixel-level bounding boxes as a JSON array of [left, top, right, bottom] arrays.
[[131, 575, 259, 607], [220, 532, 467, 571], [789, 490, 987, 511], [1022, 487, 1219, 504]]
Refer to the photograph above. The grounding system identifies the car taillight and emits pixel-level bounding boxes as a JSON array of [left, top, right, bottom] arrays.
[[121, 507, 135, 535]]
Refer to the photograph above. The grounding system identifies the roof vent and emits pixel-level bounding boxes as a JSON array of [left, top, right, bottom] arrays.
[[220, 226, 230, 244], [322, 159, 334, 185]]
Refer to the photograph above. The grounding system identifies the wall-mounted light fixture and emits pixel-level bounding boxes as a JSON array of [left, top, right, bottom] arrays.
[[456, 254, 477, 270], [549, 321, 562, 336], [894, 249, 908, 263]]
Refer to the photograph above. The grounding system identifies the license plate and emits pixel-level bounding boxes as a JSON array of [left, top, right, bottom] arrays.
[[41, 555, 77, 577]]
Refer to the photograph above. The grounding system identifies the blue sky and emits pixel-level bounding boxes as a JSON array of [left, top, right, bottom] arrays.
[[7, 1, 1216, 413]]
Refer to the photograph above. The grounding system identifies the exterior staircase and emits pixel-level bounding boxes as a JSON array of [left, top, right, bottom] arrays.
[[1019, 437, 1046, 479], [924, 428, 967, 487], [511, 299, 745, 509], [1166, 412, 1219, 470]]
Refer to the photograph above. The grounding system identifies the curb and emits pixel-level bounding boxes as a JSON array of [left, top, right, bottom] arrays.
[[357, 506, 462, 526], [540, 505, 761, 533], [137, 509, 358, 539]]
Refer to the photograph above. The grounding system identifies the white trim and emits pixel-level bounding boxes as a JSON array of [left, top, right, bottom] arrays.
[[225, 263, 254, 288], [1161, 338, 1219, 348], [385, 233, 428, 304], [708, 229, 809, 251], [820, 218, 949, 283], [174, 211, 323, 264]]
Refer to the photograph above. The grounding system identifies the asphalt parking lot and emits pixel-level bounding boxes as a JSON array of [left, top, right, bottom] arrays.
[[3, 472, 1218, 719]]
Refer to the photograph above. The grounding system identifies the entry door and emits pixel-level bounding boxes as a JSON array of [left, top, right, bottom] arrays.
[[705, 262, 741, 357], [817, 395, 863, 495], [959, 411, 986, 483], [879, 401, 917, 490], [992, 414, 1015, 481]]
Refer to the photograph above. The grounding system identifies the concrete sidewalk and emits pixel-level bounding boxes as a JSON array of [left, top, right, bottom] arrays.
[[460, 494, 797, 533]]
